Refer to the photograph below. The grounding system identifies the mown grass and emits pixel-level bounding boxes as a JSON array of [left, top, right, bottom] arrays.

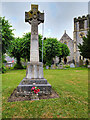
[[2, 68, 88, 118]]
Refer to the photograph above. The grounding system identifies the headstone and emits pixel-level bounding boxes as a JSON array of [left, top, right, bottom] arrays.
[[57, 64, 60, 69], [53, 64, 57, 69], [50, 64, 57, 69], [46, 66, 49, 69], [50, 65, 53, 69], [58, 63, 63, 69], [17, 4, 52, 95], [76, 62, 79, 67], [70, 63, 75, 68], [53, 56, 59, 65], [88, 65, 90, 68]]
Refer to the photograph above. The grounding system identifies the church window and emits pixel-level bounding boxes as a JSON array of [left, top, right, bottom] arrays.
[[64, 41, 67, 45]]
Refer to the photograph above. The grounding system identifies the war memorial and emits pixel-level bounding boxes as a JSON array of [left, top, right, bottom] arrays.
[[17, 4, 52, 96]]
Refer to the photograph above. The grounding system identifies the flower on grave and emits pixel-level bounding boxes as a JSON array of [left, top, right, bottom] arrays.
[[31, 86, 40, 94]]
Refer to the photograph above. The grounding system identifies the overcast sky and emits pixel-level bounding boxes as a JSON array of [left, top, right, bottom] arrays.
[[1, 2, 89, 40]]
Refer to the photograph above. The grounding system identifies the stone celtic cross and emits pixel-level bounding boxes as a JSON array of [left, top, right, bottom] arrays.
[[25, 4, 44, 62]]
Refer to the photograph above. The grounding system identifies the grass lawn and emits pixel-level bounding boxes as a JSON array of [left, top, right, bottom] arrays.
[[2, 68, 88, 118]]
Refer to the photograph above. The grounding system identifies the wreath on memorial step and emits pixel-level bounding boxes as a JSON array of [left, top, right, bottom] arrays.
[[31, 87, 40, 94]]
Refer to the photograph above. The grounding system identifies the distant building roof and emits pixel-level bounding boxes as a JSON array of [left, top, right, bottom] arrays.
[[60, 30, 72, 41]]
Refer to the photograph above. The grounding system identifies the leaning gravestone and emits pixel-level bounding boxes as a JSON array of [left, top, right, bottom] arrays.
[[17, 4, 51, 95]]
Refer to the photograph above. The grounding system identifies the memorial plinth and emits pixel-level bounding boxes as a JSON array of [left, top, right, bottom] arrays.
[[17, 4, 52, 95]]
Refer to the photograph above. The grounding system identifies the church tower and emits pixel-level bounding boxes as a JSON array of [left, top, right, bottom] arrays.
[[73, 14, 90, 64]]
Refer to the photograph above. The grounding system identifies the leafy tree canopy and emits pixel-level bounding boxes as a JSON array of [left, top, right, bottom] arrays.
[[59, 43, 70, 58], [1, 17, 14, 55], [43, 38, 70, 65], [21, 32, 42, 62], [9, 37, 23, 69], [21, 32, 31, 61], [8, 34, 70, 67], [78, 28, 90, 59], [8, 32, 43, 65]]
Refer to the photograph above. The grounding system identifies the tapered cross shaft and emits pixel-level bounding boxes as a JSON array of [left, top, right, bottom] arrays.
[[25, 4, 44, 62]]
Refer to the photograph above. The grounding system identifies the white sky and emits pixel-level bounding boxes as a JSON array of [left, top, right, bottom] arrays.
[[1, 1, 90, 40]]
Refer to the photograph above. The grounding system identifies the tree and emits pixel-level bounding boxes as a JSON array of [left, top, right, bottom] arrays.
[[9, 32, 43, 68], [21, 32, 42, 62], [59, 43, 70, 62], [39, 34, 43, 62], [43, 38, 70, 65], [1, 17, 14, 55], [78, 28, 90, 59], [21, 32, 31, 61], [9, 37, 23, 69]]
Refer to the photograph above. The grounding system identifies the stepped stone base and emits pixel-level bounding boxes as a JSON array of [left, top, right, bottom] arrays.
[[17, 78, 52, 94], [17, 62, 52, 95]]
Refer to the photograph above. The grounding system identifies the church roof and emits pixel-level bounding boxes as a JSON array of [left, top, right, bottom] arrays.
[[60, 30, 72, 41]]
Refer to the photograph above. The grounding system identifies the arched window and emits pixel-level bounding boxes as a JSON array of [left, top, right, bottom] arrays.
[[64, 41, 67, 45]]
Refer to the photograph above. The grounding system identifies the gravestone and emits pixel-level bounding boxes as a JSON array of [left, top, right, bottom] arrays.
[[57, 64, 61, 69], [50, 65, 53, 69], [17, 4, 51, 95], [58, 64, 63, 69], [88, 65, 90, 68], [70, 63, 75, 68], [53, 64, 57, 69], [76, 62, 79, 67], [57, 62, 64, 69], [46, 66, 49, 69], [53, 56, 59, 65]]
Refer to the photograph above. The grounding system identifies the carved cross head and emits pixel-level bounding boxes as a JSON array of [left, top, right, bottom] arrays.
[[25, 4, 44, 24]]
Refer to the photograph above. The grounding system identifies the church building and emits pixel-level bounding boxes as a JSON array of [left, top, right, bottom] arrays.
[[59, 14, 90, 64], [60, 30, 74, 63], [73, 14, 90, 64]]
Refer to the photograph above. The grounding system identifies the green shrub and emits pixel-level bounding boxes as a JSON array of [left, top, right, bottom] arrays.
[[3, 59, 7, 63], [23, 65, 27, 69], [43, 64, 46, 68], [64, 64, 70, 68], [82, 65, 87, 68], [45, 62, 51, 67], [6, 65, 15, 71], [2, 55, 7, 63], [14, 63, 24, 69], [2, 64, 6, 73]]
